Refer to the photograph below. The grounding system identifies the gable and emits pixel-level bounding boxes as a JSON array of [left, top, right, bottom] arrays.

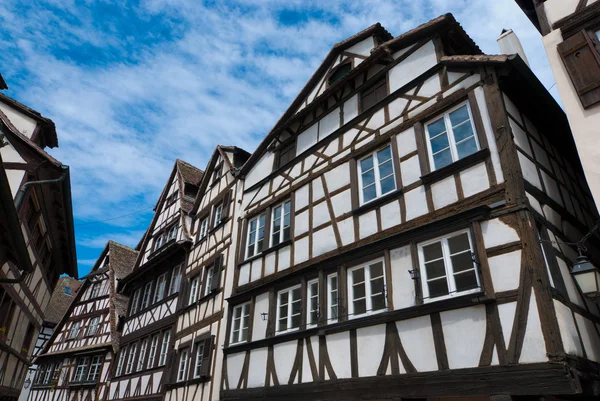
[[0, 102, 37, 140]]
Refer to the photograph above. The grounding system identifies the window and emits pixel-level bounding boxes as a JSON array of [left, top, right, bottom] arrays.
[[193, 342, 205, 378], [348, 260, 387, 318], [425, 102, 479, 171], [87, 316, 100, 336], [230, 303, 250, 344], [130, 289, 141, 314], [64, 286, 71, 296], [307, 279, 319, 327], [198, 217, 209, 241], [69, 321, 81, 339], [418, 230, 481, 301], [154, 273, 167, 303], [246, 214, 266, 258], [36, 365, 47, 384], [271, 200, 291, 246], [87, 356, 102, 382], [147, 335, 159, 369], [155, 235, 164, 250], [213, 203, 223, 228], [177, 349, 189, 382], [213, 164, 222, 184], [167, 225, 178, 241], [361, 78, 387, 111], [358, 145, 396, 205], [116, 347, 127, 376], [159, 331, 170, 366], [125, 343, 137, 374], [43, 363, 54, 384], [327, 274, 338, 322], [137, 339, 148, 372], [275, 141, 296, 169], [189, 277, 199, 305], [276, 286, 301, 333], [168, 265, 182, 296], [73, 358, 88, 382], [328, 62, 352, 86], [141, 281, 153, 310], [51, 364, 61, 382], [204, 267, 214, 297]]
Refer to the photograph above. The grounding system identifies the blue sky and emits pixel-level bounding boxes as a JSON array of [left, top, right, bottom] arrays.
[[0, 0, 558, 277]]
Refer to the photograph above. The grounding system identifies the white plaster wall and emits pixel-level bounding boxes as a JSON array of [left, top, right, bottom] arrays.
[[395, 127, 417, 158], [343, 95, 359, 123], [295, 184, 310, 210], [331, 190, 352, 217], [390, 245, 415, 310], [488, 250, 522, 292], [498, 301, 517, 346], [0, 103, 37, 138], [294, 210, 309, 237], [519, 291, 548, 363], [574, 313, 600, 363], [346, 36, 375, 57], [6, 169, 24, 197], [248, 348, 268, 387], [294, 236, 309, 264], [0, 143, 25, 163], [396, 315, 437, 371], [324, 162, 351, 193], [319, 108, 340, 140], [543, 0, 579, 26], [313, 225, 337, 257], [380, 200, 402, 231], [338, 218, 355, 246], [327, 332, 352, 379], [481, 218, 520, 249], [302, 336, 319, 383], [358, 210, 378, 239], [554, 299, 584, 357], [273, 341, 297, 384], [431, 176, 458, 210], [356, 324, 386, 377], [245, 152, 275, 189], [389, 41, 437, 93], [404, 186, 428, 221], [400, 155, 421, 186], [460, 162, 489, 198], [226, 353, 246, 389], [475, 87, 504, 184], [440, 305, 486, 369]]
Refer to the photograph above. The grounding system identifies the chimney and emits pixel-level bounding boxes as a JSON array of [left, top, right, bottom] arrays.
[[497, 29, 530, 67]]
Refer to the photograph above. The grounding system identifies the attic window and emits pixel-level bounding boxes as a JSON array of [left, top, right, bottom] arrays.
[[327, 62, 352, 86], [64, 286, 71, 296], [184, 183, 199, 198]]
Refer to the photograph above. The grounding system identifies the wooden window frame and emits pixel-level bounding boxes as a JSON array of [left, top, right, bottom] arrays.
[[274, 140, 297, 170], [147, 334, 159, 370], [245, 213, 267, 259], [168, 265, 182, 296], [357, 144, 397, 206], [197, 216, 209, 242], [193, 334, 214, 379], [68, 321, 81, 340], [347, 258, 388, 319], [360, 76, 387, 112], [130, 288, 141, 315], [154, 272, 168, 303], [86, 355, 103, 382], [212, 163, 223, 186], [417, 229, 482, 302], [270, 200, 291, 247], [137, 338, 149, 372], [230, 302, 251, 345], [72, 357, 89, 382], [86, 316, 100, 337], [141, 281, 154, 310], [177, 348, 190, 382], [275, 284, 302, 335], [327, 273, 339, 323], [192, 341, 205, 379], [125, 343, 137, 374], [188, 276, 199, 305], [306, 278, 319, 328], [116, 346, 127, 376], [158, 330, 171, 366]]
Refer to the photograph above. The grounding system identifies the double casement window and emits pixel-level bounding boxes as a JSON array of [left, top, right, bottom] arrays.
[[130, 288, 141, 314], [69, 321, 81, 339], [276, 286, 302, 334], [425, 102, 479, 171], [348, 260, 387, 318], [73, 358, 88, 382], [213, 203, 223, 228], [159, 331, 171, 366], [275, 141, 296, 169], [198, 217, 209, 241], [230, 303, 251, 344], [167, 225, 178, 241], [418, 230, 481, 301], [271, 200, 291, 247], [358, 145, 396, 205], [125, 343, 137, 374], [36, 365, 47, 384], [43, 363, 54, 384], [87, 316, 100, 336], [168, 265, 182, 296], [147, 335, 159, 369], [189, 277, 199, 305], [87, 356, 102, 381], [246, 214, 266, 258], [154, 273, 167, 303], [204, 267, 214, 297], [307, 279, 319, 327], [177, 349, 189, 382], [193, 342, 205, 378], [327, 274, 339, 323], [137, 339, 148, 372], [116, 347, 127, 376], [141, 281, 153, 310]]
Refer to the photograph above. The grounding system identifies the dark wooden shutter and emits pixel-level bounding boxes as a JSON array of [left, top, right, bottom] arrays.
[[558, 30, 600, 109], [221, 190, 231, 220], [199, 335, 214, 377], [210, 255, 223, 292], [165, 352, 177, 385], [361, 78, 387, 111], [275, 141, 296, 169]]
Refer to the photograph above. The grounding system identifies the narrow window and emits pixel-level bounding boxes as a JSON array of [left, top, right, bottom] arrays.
[[159, 331, 171, 366], [51, 363, 61, 382], [154, 273, 167, 303], [425, 102, 479, 170], [328, 62, 352, 86], [125, 343, 137, 374], [348, 260, 387, 318], [147, 335, 159, 369], [213, 165, 222, 184], [275, 141, 296, 169], [327, 274, 338, 323], [137, 338, 148, 372], [141, 281, 153, 310], [168, 265, 182, 296], [230, 303, 251, 344], [204, 267, 214, 297], [177, 349, 189, 382], [116, 347, 127, 376], [193, 342, 205, 378], [276, 286, 302, 333], [189, 277, 199, 305], [130, 288, 141, 314], [167, 225, 178, 241], [213, 203, 223, 228], [361, 78, 387, 111], [246, 214, 266, 258], [418, 230, 481, 301], [87, 316, 100, 336], [87, 356, 102, 382], [307, 279, 319, 327], [69, 321, 81, 339], [43, 363, 53, 384], [271, 200, 291, 247], [37, 365, 47, 384], [155, 234, 164, 250], [198, 218, 209, 241], [73, 357, 89, 382], [358, 145, 396, 205]]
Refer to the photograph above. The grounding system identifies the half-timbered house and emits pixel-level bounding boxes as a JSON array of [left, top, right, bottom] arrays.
[[164, 146, 249, 401], [0, 91, 77, 401], [109, 160, 203, 401], [220, 14, 600, 401], [27, 241, 137, 401]]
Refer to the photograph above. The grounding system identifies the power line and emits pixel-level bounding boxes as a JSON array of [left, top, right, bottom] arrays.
[[75, 206, 154, 227], [547, 82, 557, 91]]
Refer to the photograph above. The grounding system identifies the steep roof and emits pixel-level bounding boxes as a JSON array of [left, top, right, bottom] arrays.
[[43, 277, 82, 325], [0, 92, 58, 148], [514, 0, 542, 33], [108, 241, 138, 280], [0, 73, 6, 90], [176, 158, 204, 214]]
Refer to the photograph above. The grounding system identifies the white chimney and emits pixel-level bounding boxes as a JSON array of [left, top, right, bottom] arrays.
[[497, 29, 530, 67]]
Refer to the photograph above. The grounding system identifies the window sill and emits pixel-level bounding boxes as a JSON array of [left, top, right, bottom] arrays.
[[346, 307, 388, 320], [182, 290, 220, 313], [148, 239, 177, 260], [166, 376, 210, 390], [352, 189, 403, 216], [68, 381, 98, 388], [420, 148, 490, 185], [239, 239, 292, 266], [422, 287, 483, 304], [209, 217, 229, 234]]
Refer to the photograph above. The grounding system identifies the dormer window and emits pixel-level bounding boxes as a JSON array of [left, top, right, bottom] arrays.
[[213, 164, 222, 184], [184, 183, 198, 198], [327, 61, 352, 86]]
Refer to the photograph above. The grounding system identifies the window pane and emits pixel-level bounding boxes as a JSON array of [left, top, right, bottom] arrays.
[[423, 242, 443, 262], [279, 292, 288, 305], [433, 149, 453, 169], [428, 279, 449, 298], [352, 268, 365, 283], [370, 262, 383, 278], [291, 314, 301, 329], [363, 185, 377, 203], [456, 137, 478, 159], [283, 227, 290, 242], [362, 169, 375, 187], [453, 121, 474, 143], [370, 277, 385, 296], [425, 260, 446, 279], [451, 252, 474, 273], [428, 118, 446, 137], [360, 157, 374, 172], [449, 105, 470, 126], [380, 176, 395, 195], [353, 298, 367, 315], [353, 282, 365, 299], [448, 233, 470, 254], [371, 293, 386, 311], [377, 146, 392, 163], [379, 160, 394, 179], [430, 133, 450, 153], [454, 271, 479, 292], [278, 318, 288, 331]]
